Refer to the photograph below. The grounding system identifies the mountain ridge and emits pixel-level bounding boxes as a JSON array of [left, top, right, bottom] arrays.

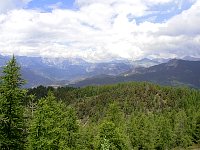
[[71, 59, 200, 88], [1, 55, 200, 88]]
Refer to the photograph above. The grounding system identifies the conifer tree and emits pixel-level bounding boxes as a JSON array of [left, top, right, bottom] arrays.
[[27, 92, 79, 150], [98, 121, 128, 150], [0, 56, 27, 149]]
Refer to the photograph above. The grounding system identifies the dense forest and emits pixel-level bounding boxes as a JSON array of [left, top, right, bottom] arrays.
[[1, 56, 200, 149]]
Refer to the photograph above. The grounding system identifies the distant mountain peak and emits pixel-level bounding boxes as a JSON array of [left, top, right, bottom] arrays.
[[166, 59, 180, 67], [71, 59, 200, 88]]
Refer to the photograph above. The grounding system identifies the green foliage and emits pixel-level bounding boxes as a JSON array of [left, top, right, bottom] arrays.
[[100, 137, 110, 150], [27, 92, 79, 150], [27, 82, 200, 149], [105, 103, 124, 127], [76, 125, 96, 150], [98, 121, 127, 150], [0, 56, 27, 150], [173, 110, 192, 148], [155, 114, 175, 149], [27, 85, 55, 101], [128, 113, 158, 149], [194, 115, 200, 143]]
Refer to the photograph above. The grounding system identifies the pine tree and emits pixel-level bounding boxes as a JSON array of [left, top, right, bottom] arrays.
[[0, 56, 27, 149], [98, 121, 128, 150], [27, 92, 79, 150], [173, 110, 192, 148]]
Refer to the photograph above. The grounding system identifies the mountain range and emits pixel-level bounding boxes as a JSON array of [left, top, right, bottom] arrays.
[[0, 55, 200, 88], [71, 59, 200, 88], [0, 55, 138, 87]]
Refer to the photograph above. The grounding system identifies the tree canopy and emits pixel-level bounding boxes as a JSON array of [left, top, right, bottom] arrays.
[[0, 56, 27, 149]]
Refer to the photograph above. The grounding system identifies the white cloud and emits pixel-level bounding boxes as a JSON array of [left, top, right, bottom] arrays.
[[75, 0, 174, 7], [0, 0, 199, 62], [159, 0, 200, 36], [0, 0, 32, 13]]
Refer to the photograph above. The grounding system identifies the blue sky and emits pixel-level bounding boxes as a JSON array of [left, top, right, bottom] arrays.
[[0, 0, 200, 62], [136, 0, 195, 23], [27, 0, 75, 10]]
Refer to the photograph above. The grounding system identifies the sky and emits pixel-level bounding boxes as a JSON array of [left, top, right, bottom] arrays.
[[0, 0, 200, 62]]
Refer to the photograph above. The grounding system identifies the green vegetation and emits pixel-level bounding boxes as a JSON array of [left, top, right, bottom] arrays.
[[27, 92, 79, 149], [0, 56, 27, 149], [1, 56, 200, 149]]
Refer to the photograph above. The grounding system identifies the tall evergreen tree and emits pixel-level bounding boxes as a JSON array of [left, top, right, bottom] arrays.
[[27, 92, 79, 150], [0, 56, 27, 149], [98, 121, 128, 150]]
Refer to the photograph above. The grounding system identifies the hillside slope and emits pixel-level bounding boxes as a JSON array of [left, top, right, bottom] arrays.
[[72, 59, 200, 88], [28, 82, 200, 149]]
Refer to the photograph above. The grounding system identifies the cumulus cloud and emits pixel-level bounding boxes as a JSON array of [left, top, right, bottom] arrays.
[[161, 0, 200, 36], [0, 0, 199, 62]]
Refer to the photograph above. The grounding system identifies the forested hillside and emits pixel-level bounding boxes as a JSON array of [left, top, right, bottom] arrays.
[[1, 57, 200, 149], [29, 83, 200, 149]]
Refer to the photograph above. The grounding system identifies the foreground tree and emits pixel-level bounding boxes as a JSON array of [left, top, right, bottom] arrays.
[[98, 121, 128, 150], [0, 56, 27, 149], [27, 92, 79, 150]]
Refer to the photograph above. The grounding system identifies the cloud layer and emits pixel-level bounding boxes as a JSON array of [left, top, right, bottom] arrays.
[[0, 0, 200, 62], [0, 0, 32, 13]]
